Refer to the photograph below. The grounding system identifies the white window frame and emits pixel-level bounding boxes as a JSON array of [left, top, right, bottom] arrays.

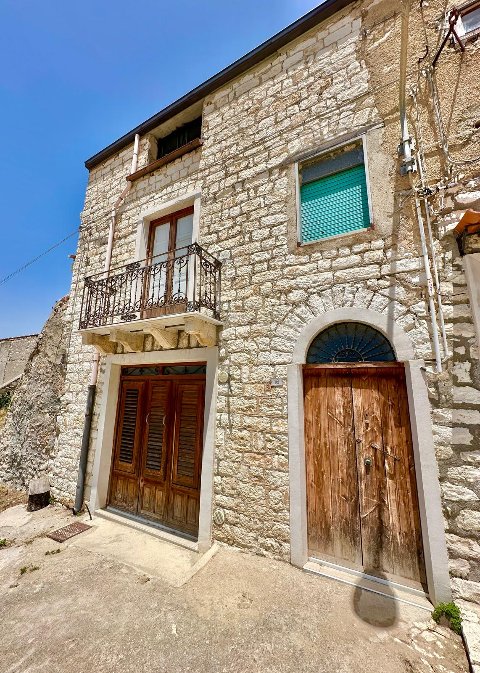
[[454, 1, 480, 37], [295, 134, 374, 245]]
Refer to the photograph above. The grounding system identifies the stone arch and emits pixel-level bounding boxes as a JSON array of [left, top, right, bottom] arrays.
[[287, 305, 451, 604], [292, 307, 415, 364]]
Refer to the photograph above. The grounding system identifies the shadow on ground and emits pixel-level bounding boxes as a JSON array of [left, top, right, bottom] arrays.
[[353, 569, 397, 627]]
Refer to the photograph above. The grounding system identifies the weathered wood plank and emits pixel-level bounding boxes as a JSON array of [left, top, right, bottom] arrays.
[[304, 364, 425, 586], [305, 370, 332, 557], [352, 369, 392, 575], [378, 370, 426, 584]]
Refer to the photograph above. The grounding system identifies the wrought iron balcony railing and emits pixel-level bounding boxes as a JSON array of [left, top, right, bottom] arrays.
[[79, 243, 221, 330]]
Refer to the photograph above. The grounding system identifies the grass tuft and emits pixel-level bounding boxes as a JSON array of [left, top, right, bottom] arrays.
[[432, 602, 462, 635], [20, 564, 40, 576]]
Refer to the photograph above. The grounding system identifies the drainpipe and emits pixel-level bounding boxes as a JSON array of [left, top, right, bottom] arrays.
[[73, 133, 140, 513], [397, 2, 442, 372], [414, 195, 443, 373], [398, 0, 416, 176], [411, 89, 449, 358]]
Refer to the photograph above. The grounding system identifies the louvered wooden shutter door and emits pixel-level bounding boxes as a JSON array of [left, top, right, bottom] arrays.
[[143, 382, 169, 478], [171, 382, 204, 489], [114, 381, 143, 475]]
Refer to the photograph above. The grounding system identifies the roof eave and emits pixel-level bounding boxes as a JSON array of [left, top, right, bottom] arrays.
[[85, 0, 355, 170]]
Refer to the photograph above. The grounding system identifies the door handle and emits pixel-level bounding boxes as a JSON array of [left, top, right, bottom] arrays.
[[364, 457, 372, 468]]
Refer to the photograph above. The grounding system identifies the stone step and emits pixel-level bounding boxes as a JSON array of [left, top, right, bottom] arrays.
[[304, 558, 432, 611]]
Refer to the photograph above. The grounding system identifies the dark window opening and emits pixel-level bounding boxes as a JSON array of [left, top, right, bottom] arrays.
[[122, 364, 206, 376], [157, 117, 202, 159]]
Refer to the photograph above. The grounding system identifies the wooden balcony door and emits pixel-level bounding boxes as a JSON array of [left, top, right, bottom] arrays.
[[108, 366, 205, 538], [143, 207, 194, 318], [304, 364, 426, 588]]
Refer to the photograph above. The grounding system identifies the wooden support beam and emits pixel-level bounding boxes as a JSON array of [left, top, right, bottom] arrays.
[[184, 317, 217, 347], [109, 329, 144, 353], [143, 326, 178, 350], [82, 333, 117, 355]]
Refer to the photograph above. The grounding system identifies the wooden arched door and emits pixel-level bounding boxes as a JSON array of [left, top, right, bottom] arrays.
[[303, 324, 426, 587]]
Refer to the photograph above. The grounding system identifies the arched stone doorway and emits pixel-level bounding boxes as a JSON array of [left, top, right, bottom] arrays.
[[304, 321, 425, 587], [287, 308, 451, 604]]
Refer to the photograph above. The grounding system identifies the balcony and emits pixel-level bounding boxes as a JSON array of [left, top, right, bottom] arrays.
[[79, 243, 222, 353]]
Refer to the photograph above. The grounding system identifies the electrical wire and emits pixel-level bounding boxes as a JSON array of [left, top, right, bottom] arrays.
[[418, 3, 480, 168], [0, 229, 79, 287]]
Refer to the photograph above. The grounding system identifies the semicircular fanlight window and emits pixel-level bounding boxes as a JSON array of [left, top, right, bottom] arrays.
[[306, 322, 396, 364]]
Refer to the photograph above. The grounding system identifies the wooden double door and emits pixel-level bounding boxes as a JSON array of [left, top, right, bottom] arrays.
[[108, 366, 205, 538], [304, 364, 426, 587]]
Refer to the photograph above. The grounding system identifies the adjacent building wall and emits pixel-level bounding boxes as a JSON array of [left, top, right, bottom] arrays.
[[0, 334, 38, 388], [410, 2, 480, 606]]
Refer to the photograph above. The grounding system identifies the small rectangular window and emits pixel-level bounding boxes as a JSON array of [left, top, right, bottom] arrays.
[[298, 142, 371, 243], [157, 117, 202, 160]]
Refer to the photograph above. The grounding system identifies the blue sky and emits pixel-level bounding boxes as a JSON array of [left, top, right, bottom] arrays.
[[0, 0, 319, 338]]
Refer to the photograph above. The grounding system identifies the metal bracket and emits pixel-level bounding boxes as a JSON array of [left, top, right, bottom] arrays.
[[398, 139, 417, 175], [432, 9, 465, 68]]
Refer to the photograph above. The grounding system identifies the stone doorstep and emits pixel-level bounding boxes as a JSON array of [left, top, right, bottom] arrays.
[[93, 508, 199, 552], [73, 510, 220, 588], [304, 559, 432, 612]]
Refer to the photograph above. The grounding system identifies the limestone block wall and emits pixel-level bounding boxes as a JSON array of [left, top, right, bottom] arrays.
[[52, 0, 480, 600], [428, 183, 480, 607], [0, 334, 38, 388]]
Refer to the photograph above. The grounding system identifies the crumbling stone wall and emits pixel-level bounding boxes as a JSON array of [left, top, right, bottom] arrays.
[[0, 297, 68, 488], [0, 334, 37, 388]]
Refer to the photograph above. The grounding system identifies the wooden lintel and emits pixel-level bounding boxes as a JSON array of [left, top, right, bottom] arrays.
[[127, 139, 203, 182], [109, 329, 144, 353], [143, 326, 178, 350], [184, 317, 217, 347], [82, 333, 117, 355]]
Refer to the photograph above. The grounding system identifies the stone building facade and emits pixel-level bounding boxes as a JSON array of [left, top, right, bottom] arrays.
[[46, 0, 480, 609]]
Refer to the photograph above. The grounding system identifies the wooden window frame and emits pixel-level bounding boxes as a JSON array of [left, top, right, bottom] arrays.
[[147, 205, 195, 262], [142, 206, 195, 317]]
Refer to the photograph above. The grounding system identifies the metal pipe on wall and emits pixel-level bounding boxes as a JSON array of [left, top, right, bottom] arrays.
[[398, 0, 415, 175], [410, 87, 449, 357], [73, 133, 140, 513], [398, 2, 442, 372], [414, 195, 443, 373]]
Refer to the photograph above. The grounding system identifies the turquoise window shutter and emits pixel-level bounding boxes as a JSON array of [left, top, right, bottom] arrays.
[[300, 163, 370, 242]]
